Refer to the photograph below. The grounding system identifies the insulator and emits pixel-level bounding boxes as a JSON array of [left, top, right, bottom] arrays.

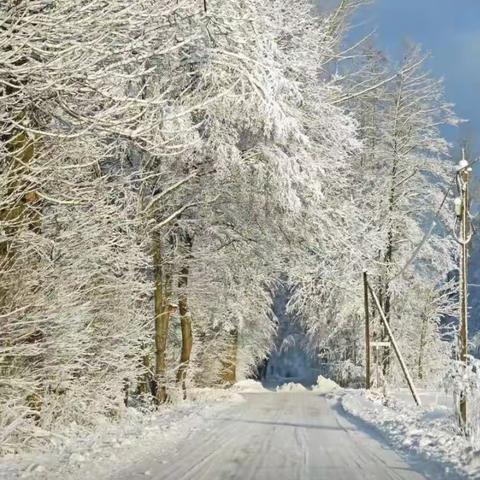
[[454, 197, 462, 216]]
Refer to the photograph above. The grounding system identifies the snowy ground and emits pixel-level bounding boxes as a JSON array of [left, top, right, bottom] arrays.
[[342, 388, 480, 479], [0, 381, 472, 480], [0, 388, 244, 480], [97, 389, 457, 479]]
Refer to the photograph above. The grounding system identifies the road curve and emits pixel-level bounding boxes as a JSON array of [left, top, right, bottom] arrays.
[[111, 392, 458, 480]]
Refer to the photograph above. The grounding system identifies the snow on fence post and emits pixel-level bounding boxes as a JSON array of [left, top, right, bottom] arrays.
[[367, 281, 422, 407]]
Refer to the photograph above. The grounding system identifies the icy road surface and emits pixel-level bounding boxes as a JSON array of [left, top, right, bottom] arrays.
[[109, 392, 457, 480]]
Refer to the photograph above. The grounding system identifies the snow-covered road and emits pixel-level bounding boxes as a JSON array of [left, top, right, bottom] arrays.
[[110, 392, 458, 480]]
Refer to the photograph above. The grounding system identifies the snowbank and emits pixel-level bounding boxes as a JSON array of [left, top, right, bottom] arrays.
[[0, 389, 242, 480], [231, 380, 268, 393], [187, 387, 245, 404], [276, 382, 308, 392], [341, 390, 480, 478], [312, 375, 340, 394]]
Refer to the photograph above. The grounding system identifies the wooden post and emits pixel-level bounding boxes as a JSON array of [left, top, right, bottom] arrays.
[[367, 282, 422, 406], [363, 271, 371, 389]]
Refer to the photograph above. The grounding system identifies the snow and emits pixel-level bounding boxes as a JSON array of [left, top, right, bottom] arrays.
[[1, 384, 470, 479], [186, 387, 246, 404], [341, 389, 478, 479], [389, 388, 453, 409], [79, 391, 452, 479], [312, 375, 340, 394], [231, 379, 268, 393], [0, 389, 243, 480], [275, 382, 308, 392]]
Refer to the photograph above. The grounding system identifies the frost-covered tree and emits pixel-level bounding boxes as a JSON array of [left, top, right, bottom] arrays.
[[358, 45, 458, 383], [293, 42, 459, 386], [0, 0, 198, 449], [0, 0, 463, 455], [141, 0, 363, 399]]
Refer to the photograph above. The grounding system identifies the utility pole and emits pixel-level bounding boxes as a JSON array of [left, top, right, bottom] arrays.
[[367, 282, 422, 406], [456, 150, 472, 430], [363, 271, 371, 389]]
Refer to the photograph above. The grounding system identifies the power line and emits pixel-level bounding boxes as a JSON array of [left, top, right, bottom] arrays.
[[389, 175, 455, 281], [390, 157, 478, 282]]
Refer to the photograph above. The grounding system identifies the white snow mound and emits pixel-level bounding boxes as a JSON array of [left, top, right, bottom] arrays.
[[188, 387, 245, 404], [341, 390, 475, 478], [276, 382, 307, 392], [312, 375, 339, 394], [231, 379, 267, 393]]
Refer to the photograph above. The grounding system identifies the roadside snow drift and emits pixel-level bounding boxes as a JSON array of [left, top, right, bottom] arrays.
[[342, 390, 479, 479], [231, 380, 268, 393], [276, 382, 308, 392], [312, 375, 340, 394], [0, 390, 243, 480]]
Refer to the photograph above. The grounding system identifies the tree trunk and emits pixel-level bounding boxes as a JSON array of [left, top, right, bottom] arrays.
[[153, 234, 172, 405], [381, 282, 392, 377], [176, 233, 193, 399], [1, 115, 42, 421], [220, 328, 238, 385], [138, 350, 152, 395], [381, 151, 398, 378], [176, 293, 192, 399], [417, 314, 428, 381], [0, 129, 38, 298]]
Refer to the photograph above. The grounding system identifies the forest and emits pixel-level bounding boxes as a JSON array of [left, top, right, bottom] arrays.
[[0, 0, 472, 458]]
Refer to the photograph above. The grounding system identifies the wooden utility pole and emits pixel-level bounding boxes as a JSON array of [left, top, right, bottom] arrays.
[[363, 272, 371, 389], [457, 153, 471, 429], [367, 282, 422, 406]]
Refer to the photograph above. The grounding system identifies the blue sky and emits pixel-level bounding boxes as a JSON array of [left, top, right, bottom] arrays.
[[350, 0, 480, 155]]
